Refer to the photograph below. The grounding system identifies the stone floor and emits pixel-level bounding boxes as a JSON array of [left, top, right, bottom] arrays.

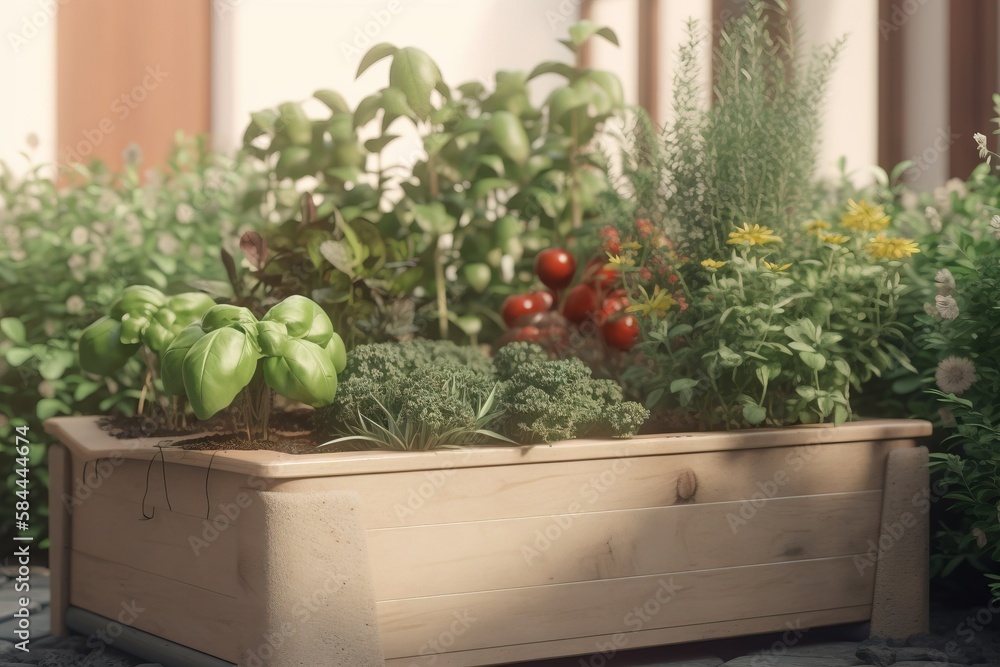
[[2, 569, 998, 666]]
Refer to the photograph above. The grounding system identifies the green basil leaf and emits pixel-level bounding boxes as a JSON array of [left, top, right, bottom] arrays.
[[388, 46, 441, 120], [325, 332, 347, 374], [201, 304, 258, 332], [78, 317, 140, 376], [182, 328, 258, 419], [166, 293, 216, 324], [262, 296, 333, 345], [160, 325, 206, 396], [264, 338, 338, 407], [109, 285, 166, 320], [488, 110, 531, 165]]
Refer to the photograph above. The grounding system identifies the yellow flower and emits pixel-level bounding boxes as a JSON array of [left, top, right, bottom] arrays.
[[606, 253, 636, 267], [841, 199, 891, 232], [867, 233, 920, 259], [701, 259, 728, 269], [819, 233, 851, 245], [626, 285, 677, 319], [621, 241, 643, 251], [727, 223, 782, 246], [805, 220, 831, 234], [763, 261, 792, 272]]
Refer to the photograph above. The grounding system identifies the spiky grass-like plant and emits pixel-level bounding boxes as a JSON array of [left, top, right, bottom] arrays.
[[607, 0, 843, 260]]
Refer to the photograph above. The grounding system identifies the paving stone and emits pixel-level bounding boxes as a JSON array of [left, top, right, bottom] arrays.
[[781, 643, 865, 663], [857, 638, 896, 666], [893, 647, 950, 664], [646, 660, 723, 667], [722, 656, 859, 667], [889, 663, 953, 667]]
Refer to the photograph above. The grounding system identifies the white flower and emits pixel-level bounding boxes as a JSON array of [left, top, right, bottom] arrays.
[[923, 302, 937, 317], [991, 215, 1000, 241], [65, 296, 85, 314], [25, 133, 39, 150], [24, 227, 40, 239], [939, 407, 957, 428], [935, 356, 977, 395], [974, 133, 989, 158], [935, 269, 956, 296], [925, 206, 942, 233], [88, 250, 105, 270], [0, 414, 8, 428], [70, 226, 89, 246], [37, 381, 55, 399], [156, 233, 180, 256], [973, 527, 987, 549], [945, 177, 968, 199], [9, 249, 26, 262], [189, 245, 204, 261], [935, 294, 959, 320], [175, 203, 195, 224], [900, 190, 919, 211], [67, 254, 85, 270]]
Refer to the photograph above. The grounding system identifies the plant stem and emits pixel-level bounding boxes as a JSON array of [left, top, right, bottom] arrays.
[[435, 238, 449, 338]]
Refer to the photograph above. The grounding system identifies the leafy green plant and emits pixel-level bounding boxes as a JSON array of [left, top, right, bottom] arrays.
[[591, 2, 916, 429], [157, 296, 347, 441], [0, 137, 276, 548], [240, 22, 624, 346], [312, 340, 648, 448]]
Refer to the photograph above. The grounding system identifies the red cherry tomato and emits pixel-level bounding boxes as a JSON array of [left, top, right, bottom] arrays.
[[561, 284, 598, 323], [511, 325, 542, 342], [534, 248, 577, 290], [502, 294, 548, 327], [584, 257, 620, 293], [530, 290, 555, 312], [603, 315, 640, 351], [590, 290, 629, 325]]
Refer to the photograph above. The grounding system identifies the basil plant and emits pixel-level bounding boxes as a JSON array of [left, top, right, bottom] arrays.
[[78, 286, 217, 376], [161, 296, 347, 439]]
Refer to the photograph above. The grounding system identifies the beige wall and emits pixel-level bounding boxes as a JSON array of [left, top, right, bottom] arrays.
[[0, 0, 57, 172]]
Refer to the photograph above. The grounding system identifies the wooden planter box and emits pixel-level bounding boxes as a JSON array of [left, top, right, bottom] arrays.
[[45, 417, 931, 667]]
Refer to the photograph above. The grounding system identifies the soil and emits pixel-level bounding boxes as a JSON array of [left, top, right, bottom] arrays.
[[176, 430, 326, 455], [98, 409, 333, 454]]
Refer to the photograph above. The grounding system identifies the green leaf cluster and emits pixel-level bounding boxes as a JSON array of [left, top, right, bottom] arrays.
[[239, 23, 624, 346], [312, 341, 647, 448]]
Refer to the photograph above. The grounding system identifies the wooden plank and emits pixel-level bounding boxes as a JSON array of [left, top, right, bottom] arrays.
[[69, 551, 240, 662], [384, 605, 872, 667], [47, 444, 72, 635], [56, 0, 211, 172], [71, 493, 241, 598], [276, 440, 904, 529], [44, 416, 931, 479], [377, 556, 875, 658], [368, 491, 882, 600], [70, 454, 265, 524]]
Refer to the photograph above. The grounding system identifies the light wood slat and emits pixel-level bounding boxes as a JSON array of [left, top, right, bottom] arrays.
[[70, 455, 264, 525], [81, 439, 901, 529], [69, 551, 241, 662], [384, 605, 872, 667], [276, 440, 900, 529], [71, 492, 241, 598], [368, 491, 882, 600], [45, 416, 931, 479], [377, 556, 875, 659]]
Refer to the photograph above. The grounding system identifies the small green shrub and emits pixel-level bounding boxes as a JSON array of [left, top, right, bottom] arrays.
[[312, 340, 648, 448]]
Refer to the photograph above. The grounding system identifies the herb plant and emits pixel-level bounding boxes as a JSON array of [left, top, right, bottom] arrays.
[[311, 340, 648, 448], [594, 1, 916, 428]]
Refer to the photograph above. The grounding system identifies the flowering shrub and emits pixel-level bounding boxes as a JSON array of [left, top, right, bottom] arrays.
[[909, 99, 1000, 597], [607, 203, 916, 430], [589, 2, 917, 429], [0, 138, 276, 546]]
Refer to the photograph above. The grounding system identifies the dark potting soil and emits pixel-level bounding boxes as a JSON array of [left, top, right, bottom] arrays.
[[175, 430, 326, 455]]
